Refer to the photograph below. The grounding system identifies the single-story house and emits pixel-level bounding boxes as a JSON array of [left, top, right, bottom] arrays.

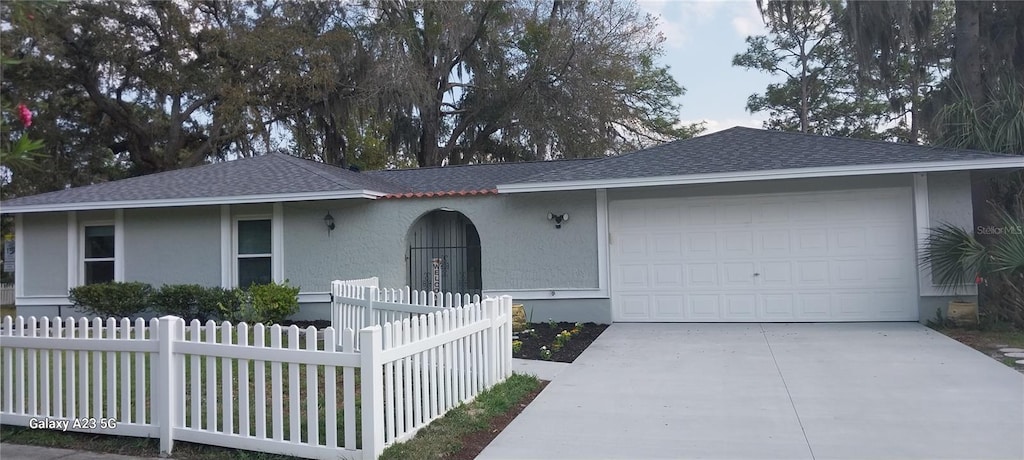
[[3, 127, 1022, 323]]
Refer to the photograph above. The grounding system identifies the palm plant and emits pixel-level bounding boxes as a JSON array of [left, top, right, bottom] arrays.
[[921, 208, 1024, 328]]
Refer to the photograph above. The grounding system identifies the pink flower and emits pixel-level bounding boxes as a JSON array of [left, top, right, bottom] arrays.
[[16, 103, 32, 128], [975, 275, 984, 285]]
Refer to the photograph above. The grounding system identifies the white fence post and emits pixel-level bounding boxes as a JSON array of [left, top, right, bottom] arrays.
[[364, 286, 379, 329], [501, 296, 513, 378], [483, 298, 499, 387], [360, 326, 385, 459], [156, 315, 181, 455]]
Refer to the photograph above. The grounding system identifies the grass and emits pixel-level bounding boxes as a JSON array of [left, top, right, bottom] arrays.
[[378, 373, 541, 460], [934, 325, 1024, 370], [1, 374, 543, 460]]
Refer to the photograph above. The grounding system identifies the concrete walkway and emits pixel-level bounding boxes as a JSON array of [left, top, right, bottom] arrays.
[[479, 323, 1024, 460], [511, 357, 571, 381], [0, 444, 155, 460]]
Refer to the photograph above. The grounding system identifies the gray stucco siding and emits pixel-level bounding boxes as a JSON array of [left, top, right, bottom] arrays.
[[123, 207, 221, 286], [926, 171, 973, 231], [21, 213, 68, 296], [282, 191, 599, 295]]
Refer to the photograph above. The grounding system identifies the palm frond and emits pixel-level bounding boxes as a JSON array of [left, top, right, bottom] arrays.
[[920, 223, 988, 292], [987, 207, 1024, 274]]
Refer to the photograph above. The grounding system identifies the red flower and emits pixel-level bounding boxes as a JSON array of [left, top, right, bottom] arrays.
[[16, 103, 32, 128], [975, 275, 984, 285]]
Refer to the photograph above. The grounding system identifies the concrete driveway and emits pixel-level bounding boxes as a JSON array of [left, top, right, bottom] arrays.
[[479, 323, 1024, 460]]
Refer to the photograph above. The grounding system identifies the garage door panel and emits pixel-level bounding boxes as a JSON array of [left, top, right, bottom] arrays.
[[688, 295, 721, 320], [650, 233, 683, 258], [722, 263, 757, 286], [619, 295, 650, 320], [762, 294, 796, 319], [654, 295, 685, 319], [723, 295, 757, 320], [616, 233, 648, 257], [616, 264, 648, 289], [687, 232, 717, 255], [759, 261, 793, 286], [796, 260, 830, 284], [760, 230, 791, 254], [798, 294, 833, 319], [651, 264, 684, 288], [611, 188, 917, 322], [687, 263, 719, 286]]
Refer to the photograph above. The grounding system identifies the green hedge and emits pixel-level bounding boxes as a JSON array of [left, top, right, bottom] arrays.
[[69, 282, 153, 318], [68, 281, 300, 325]]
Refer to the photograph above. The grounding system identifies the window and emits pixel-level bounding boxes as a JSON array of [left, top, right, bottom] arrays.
[[237, 219, 272, 288], [83, 225, 115, 284]]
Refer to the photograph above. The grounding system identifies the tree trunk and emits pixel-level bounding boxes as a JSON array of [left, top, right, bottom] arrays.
[[953, 0, 983, 104]]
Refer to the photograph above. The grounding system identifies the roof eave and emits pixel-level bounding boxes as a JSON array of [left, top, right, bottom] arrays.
[[0, 190, 386, 214], [495, 159, 1024, 194]]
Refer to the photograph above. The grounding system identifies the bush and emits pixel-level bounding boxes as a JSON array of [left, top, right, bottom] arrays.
[[218, 281, 299, 326], [69, 281, 153, 318], [151, 284, 234, 323]]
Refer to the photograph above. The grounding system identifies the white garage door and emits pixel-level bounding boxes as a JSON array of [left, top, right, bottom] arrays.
[[610, 188, 918, 322]]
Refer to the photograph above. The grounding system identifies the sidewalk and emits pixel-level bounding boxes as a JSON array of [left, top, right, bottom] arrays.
[[510, 357, 570, 381], [0, 444, 156, 460]]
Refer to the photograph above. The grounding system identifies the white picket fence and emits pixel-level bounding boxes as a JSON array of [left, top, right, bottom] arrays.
[[0, 291, 513, 459], [0, 283, 13, 306], [331, 278, 482, 351]]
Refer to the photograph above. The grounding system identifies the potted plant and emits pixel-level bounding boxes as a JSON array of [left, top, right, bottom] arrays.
[[921, 208, 1024, 327]]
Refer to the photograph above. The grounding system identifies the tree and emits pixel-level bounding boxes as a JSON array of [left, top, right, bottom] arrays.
[[1, 1, 369, 177], [366, 0, 699, 167], [735, 0, 897, 138]]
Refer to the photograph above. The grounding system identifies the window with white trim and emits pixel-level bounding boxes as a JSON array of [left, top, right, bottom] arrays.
[[236, 218, 272, 287], [83, 224, 115, 285]]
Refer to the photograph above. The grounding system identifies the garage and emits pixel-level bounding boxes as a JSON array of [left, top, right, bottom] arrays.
[[609, 187, 918, 322]]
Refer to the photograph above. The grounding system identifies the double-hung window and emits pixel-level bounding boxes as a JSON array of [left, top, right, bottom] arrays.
[[236, 219, 272, 287], [83, 224, 115, 284]]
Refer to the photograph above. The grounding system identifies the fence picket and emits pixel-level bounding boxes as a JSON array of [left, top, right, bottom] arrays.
[[221, 322, 234, 435], [324, 327, 338, 449], [270, 325, 283, 442], [402, 318, 413, 436], [188, 320, 201, 429], [119, 318, 131, 423], [205, 321, 218, 432], [341, 328, 355, 450], [238, 323, 250, 438], [54, 318, 64, 418], [253, 323, 267, 439], [136, 318, 148, 424], [288, 325, 300, 443], [383, 322, 395, 443]]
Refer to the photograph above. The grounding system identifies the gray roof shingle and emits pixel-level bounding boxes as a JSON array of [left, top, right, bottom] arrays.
[[366, 158, 599, 195], [508, 127, 1020, 184], [1, 153, 401, 208], [2, 127, 1019, 211]]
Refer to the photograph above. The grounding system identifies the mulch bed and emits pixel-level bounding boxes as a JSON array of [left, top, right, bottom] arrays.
[[446, 380, 549, 460], [513, 322, 608, 363]]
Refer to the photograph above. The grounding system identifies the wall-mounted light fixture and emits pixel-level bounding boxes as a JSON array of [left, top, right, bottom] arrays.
[[548, 212, 569, 229], [324, 212, 336, 235]]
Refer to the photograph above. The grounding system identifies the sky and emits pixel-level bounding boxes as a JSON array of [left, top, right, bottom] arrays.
[[636, 0, 782, 133]]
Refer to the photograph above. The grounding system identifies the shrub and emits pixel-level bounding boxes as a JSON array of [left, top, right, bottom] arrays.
[[69, 281, 153, 318], [218, 281, 299, 325], [151, 284, 234, 322]]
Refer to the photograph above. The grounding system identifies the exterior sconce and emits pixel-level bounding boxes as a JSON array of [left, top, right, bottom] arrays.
[[324, 212, 336, 235], [548, 212, 569, 229]]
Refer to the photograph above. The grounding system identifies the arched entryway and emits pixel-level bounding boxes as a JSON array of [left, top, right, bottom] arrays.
[[407, 209, 482, 295]]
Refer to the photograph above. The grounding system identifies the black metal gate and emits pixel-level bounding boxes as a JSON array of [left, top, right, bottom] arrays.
[[408, 210, 482, 295]]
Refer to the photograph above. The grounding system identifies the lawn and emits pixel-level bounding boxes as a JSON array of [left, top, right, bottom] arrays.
[[937, 327, 1024, 372], [1, 373, 544, 460]]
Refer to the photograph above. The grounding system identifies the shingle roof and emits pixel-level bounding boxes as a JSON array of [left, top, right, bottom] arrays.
[[2, 127, 1019, 212], [508, 127, 1020, 184], [1, 153, 400, 208], [367, 158, 599, 197]]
